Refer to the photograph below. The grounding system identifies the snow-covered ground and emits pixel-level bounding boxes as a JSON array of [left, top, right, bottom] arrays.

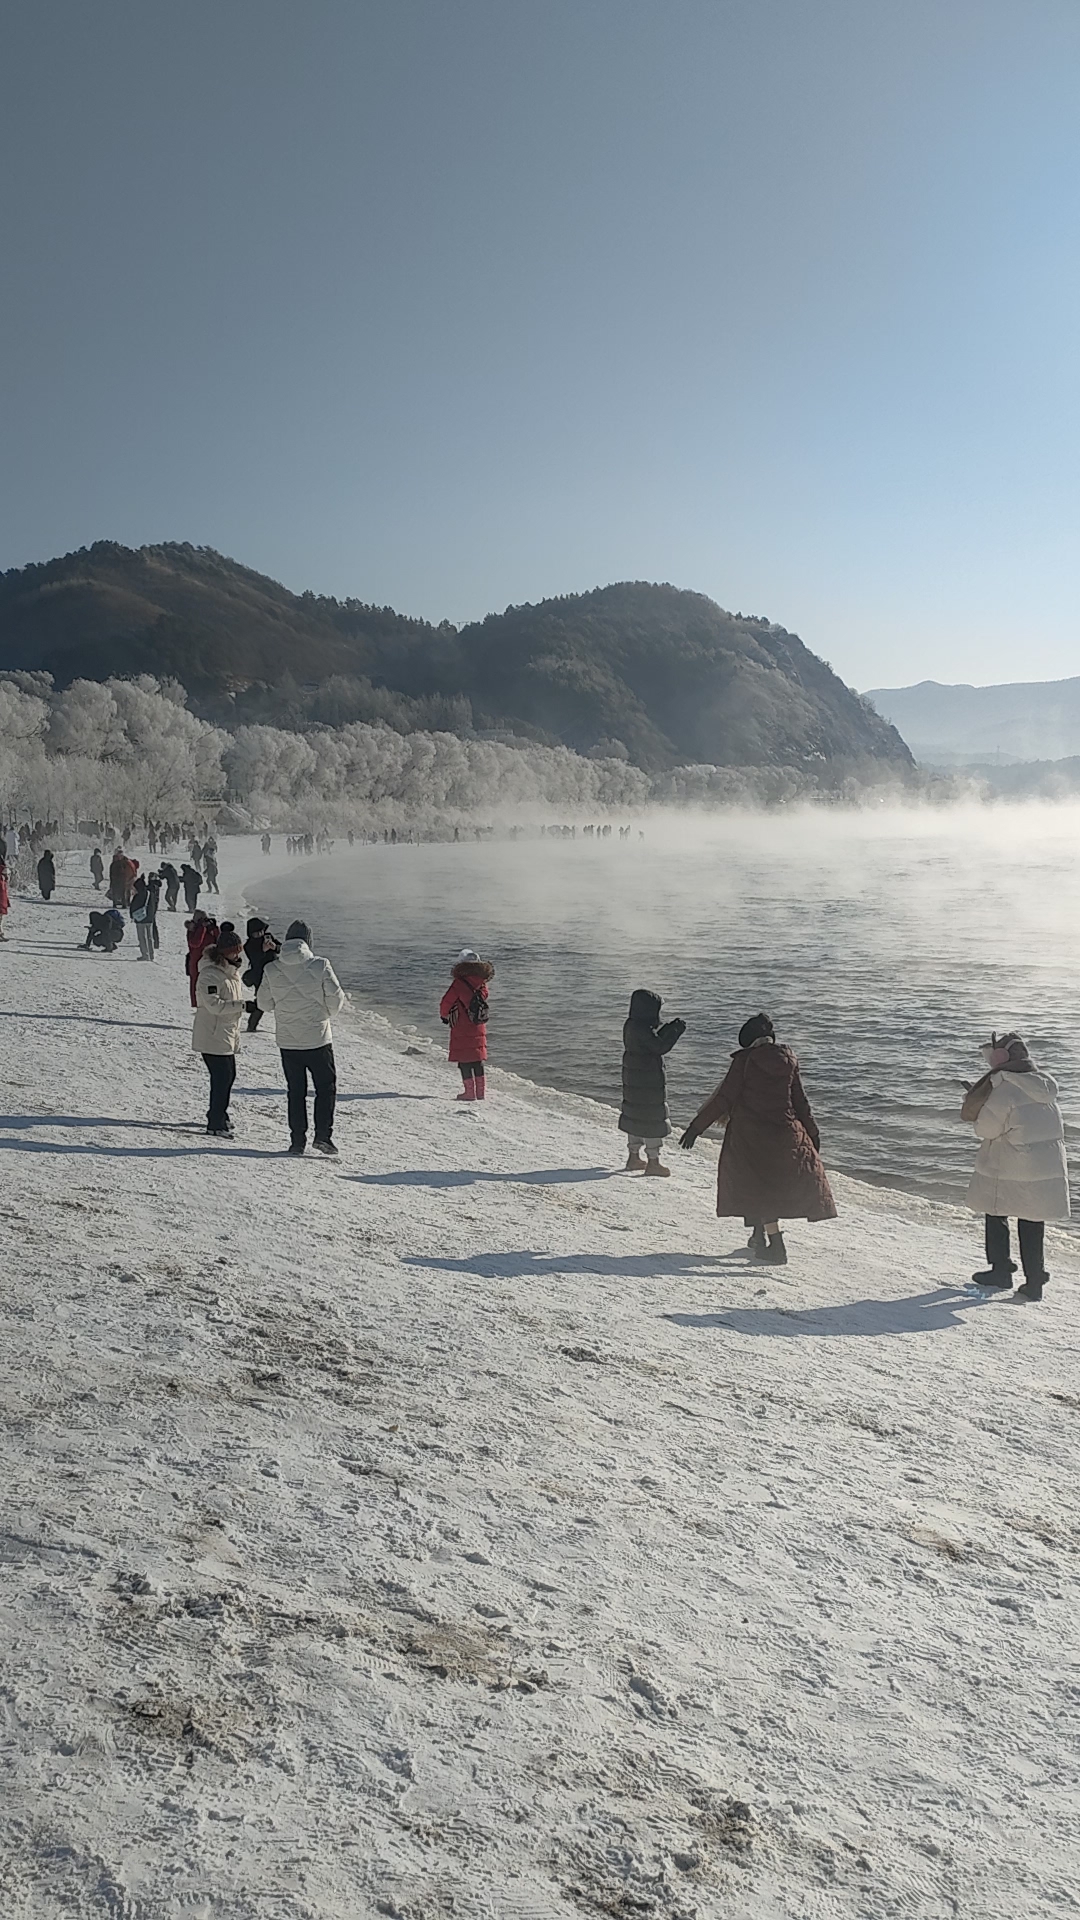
[[2, 841, 1080, 1920]]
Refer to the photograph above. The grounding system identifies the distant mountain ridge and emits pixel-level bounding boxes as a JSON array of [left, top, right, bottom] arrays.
[[866, 677, 1080, 765], [0, 541, 912, 774]]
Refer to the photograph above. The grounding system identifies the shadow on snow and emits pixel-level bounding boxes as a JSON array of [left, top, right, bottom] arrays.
[[404, 1249, 729, 1277], [665, 1286, 988, 1337], [0, 1010, 186, 1033], [355, 1167, 616, 1189], [234, 1087, 434, 1102]]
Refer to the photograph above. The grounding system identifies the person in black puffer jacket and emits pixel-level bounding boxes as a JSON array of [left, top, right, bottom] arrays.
[[618, 988, 686, 1177], [242, 917, 280, 1030]]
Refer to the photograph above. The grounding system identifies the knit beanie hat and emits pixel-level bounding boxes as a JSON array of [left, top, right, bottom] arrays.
[[739, 1012, 775, 1049]]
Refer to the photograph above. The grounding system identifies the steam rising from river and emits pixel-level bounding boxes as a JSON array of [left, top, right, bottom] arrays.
[[253, 804, 1080, 1213]]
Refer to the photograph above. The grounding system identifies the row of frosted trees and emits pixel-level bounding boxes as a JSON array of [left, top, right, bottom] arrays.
[[0, 673, 653, 834], [0, 670, 917, 836]]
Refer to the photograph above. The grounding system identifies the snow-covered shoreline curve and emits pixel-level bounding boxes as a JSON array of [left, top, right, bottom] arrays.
[[3, 840, 1079, 1919]]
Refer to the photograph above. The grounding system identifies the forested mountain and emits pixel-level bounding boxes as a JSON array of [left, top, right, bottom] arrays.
[[0, 542, 911, 772]]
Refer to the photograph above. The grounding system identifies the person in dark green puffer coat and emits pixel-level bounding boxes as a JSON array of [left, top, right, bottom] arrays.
[[618, 988, 686, 1177]]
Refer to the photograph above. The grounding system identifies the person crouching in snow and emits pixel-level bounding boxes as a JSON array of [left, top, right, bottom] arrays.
[[192, 929, 245, 1137], [963, 1031, 1069, 1302], [680, 1012, 835, 1262], [618, 989, 686, 1175], [441, 949, 494, 1101]]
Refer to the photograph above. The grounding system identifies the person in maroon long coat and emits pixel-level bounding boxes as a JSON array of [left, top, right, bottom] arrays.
[[680, 1013, 836, 1265], [440, 948, 495, 1102]]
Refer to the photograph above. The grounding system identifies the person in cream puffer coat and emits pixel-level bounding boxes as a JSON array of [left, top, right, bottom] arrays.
[[192, 931, 246, 1136], [964, 1031, 1069, 1300]]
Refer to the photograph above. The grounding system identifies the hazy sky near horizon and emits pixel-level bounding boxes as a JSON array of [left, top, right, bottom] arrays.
[[2, 1, 1077, 690]]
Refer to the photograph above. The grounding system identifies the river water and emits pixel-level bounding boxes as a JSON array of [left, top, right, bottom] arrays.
[[251, 806, 1080, 1213]]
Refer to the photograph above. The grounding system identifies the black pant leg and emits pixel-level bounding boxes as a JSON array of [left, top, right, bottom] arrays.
[[281, 1051, 310, 1146], [984, 1215, 1013, 1270], [204, 1054, 233, 1130], [310, 1045, 337, 1143], [1017, 1219, 1046, 1283]]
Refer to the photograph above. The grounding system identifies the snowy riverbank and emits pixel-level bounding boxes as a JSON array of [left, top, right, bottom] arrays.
[[3, 842, 1080, 1918]]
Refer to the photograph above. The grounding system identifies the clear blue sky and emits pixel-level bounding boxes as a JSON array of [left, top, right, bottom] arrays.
[[1, 0, 1077, 689]]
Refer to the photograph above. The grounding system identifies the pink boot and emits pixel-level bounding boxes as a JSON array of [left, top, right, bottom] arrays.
[[456, 1079, 476, 1102], [474, 1075, 486, 1100]]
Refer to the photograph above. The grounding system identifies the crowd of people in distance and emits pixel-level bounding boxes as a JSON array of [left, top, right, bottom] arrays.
[[285, 831, 333, 856]]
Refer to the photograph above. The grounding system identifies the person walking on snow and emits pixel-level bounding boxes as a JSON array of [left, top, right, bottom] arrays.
[[36, 849, 56, 900], [680, 1013, 836, 1265], [159, 862, 181, 911], [203, 847, 219, 893], [192, 929, 245, 1136], [963, 1031, 1068, 1302], [181, 863, 202, 913], [90, 847, 104, 890], [440, 949, 495, 1101], [618, 989, 686, 1174], [256, 919, 346, 1155]]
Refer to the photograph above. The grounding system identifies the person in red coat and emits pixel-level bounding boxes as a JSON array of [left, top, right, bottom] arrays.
[[440, 948, 495, 1101], [184, 909, 219, 1007], [680, 1012, 836, 1266]]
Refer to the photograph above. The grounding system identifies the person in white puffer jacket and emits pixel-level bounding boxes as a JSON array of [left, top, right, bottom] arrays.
[[256, 919, 347, 1157], [963, 1031, 1069, 1302]]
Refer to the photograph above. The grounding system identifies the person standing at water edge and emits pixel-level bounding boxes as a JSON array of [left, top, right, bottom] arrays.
[[440, 949, 495, 1102], [192, 929, 245, 1136], [680, 1013, 835, 1263], [256, 919, 346, 1155], [963, 1031, 1068, 1302], [618, 989, 686, 1175]]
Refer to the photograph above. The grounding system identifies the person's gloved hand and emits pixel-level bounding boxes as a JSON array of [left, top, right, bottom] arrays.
[[679, 1125, 698, 1150]]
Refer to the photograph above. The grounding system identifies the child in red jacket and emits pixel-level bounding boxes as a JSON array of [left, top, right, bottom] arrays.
[[440, 948, 495, 1101]]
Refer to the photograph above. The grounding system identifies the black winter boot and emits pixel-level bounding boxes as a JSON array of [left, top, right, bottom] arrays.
[[762, 1232, 787, 1266], [971, 1268, 1016, 1291], [1011, 1277, 1046, 1303], [747, 1225, 767, 1259]]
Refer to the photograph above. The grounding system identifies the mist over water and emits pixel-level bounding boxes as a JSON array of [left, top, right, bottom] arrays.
[[252, 807, 1080, 1216]]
